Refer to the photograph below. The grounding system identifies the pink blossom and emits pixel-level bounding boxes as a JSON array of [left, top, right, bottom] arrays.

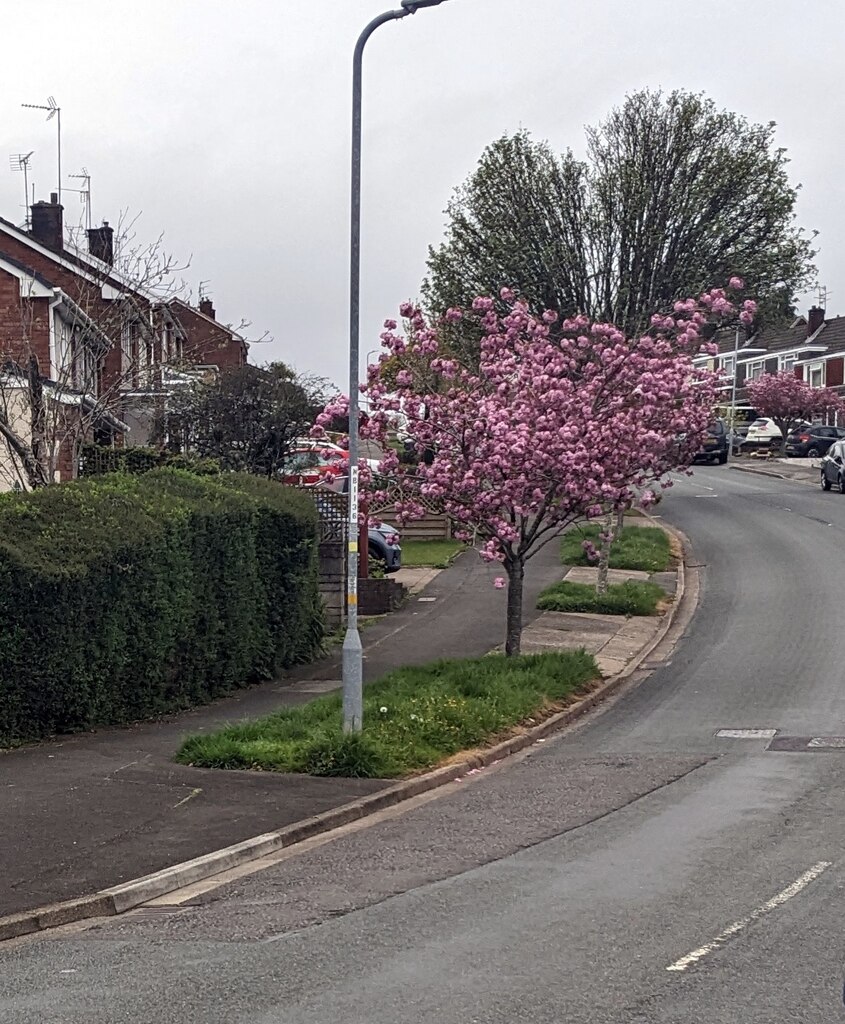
[[318, 286, 727, 653], [728, 276, 744, 290], [493, 577, 506, 589]]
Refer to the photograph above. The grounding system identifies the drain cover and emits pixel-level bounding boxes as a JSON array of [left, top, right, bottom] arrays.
[[125, 906, 189, 920], [716, 729, 777, 739]]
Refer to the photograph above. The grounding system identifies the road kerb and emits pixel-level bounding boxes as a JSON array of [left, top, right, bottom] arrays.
[[0, 519, 693, 945]]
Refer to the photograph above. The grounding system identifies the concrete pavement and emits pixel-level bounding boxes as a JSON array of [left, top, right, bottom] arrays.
[[5, 466, 845, 1021]]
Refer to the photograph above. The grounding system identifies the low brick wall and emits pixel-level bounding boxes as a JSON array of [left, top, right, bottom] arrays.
[[318, 540, 346, 628], [358, 577, 406, 616]]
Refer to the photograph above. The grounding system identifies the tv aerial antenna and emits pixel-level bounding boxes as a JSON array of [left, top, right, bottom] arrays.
[[9, 151, 34, 228], [22, 97, 61, 204], [67, 167, 92, 230]]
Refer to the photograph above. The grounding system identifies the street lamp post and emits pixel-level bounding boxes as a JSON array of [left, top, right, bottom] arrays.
[[725, 328, 765, 460], [344, 0, 450, 733]]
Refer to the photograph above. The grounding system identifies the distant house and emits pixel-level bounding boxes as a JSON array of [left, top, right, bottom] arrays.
[[701, 305, 845, 424], [170, 297, 248, 371], [0, 194, 252, 488]]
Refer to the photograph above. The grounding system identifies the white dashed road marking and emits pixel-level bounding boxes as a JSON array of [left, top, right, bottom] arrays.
[[715, 729, 777, 740], [666, 861, 832, 973]]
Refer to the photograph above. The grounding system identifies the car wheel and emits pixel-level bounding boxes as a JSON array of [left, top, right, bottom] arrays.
[[839, 475, 845, 495], [822, 473, 832, 491], [717, 452, 728, 465], [807, 446, 821, 458]]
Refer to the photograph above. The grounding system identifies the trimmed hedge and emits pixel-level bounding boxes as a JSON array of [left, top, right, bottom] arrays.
[[79, 442, 221, 478], [0, 470, 323, 746]]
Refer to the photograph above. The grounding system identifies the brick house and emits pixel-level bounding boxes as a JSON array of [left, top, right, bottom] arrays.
[[703, 305, 845, 426], [170, 297, 248, 371], [0, 195, 251, 487]]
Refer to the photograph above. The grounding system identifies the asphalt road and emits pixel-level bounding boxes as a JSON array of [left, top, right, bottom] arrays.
[[5, 466, 845, 1022]]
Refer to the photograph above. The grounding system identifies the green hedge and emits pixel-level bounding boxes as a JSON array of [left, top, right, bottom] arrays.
[[78, 443, 221, 478], [0, 470, 323, 746]]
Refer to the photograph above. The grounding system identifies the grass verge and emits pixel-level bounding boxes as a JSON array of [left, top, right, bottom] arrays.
[[400, 539, 466, 568], [176, 650, 597, 779], [561, 524, 671, 572], [537, 579, 665, 616]]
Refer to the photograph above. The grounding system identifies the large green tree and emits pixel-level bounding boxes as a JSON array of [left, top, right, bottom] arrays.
[[172, 362, 333, 477], [424, 90, 816, 357]]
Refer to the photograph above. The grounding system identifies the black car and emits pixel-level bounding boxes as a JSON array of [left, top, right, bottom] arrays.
[[694, 420, 729, 464], [313, 495, 402, 574], [820, 440, 845, 492], [785, 424, 845, 458], [368, 522, 402, 574]]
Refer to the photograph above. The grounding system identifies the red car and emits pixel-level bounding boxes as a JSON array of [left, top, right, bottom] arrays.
[[279, 445, 345, 487]]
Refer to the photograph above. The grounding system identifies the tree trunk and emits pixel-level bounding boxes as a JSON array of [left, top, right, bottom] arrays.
[[504, 557, 525, 657], [596, 512, 613, 595], [613, 506, 625, 541], [26, 356, 51, 488]]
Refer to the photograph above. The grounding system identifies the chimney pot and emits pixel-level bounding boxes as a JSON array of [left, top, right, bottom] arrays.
[[30, 196, 64, 252], [807, 306, 826, 337]]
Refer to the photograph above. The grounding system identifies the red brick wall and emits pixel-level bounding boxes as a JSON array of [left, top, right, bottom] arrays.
[[827, 358, 844, 388], [0, 230, 151, 390], [0, 268, 52, 372], [175, 303, 247, 369]]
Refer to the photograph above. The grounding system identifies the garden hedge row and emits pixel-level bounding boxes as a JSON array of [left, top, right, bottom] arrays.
[[0, 470, 323, 746], [78, 442, 220, 478]]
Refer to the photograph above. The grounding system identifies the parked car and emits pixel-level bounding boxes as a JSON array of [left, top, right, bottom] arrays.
[[368, 521, 402, 573], [279, 447, 345, 487], [785, 425, 845, 458], [742, 417, 782, 451], [313, 493, 402, 574], [820, 440, 845, 492], [694, 420, 729, 464]]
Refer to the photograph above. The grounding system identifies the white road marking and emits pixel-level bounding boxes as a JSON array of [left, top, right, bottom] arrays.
[[809, 737, 845, 748], [417, 597, 437, 602], [715, 729, 777, 740], [666, 860, 832, 973], [693, 494, 719, 498]]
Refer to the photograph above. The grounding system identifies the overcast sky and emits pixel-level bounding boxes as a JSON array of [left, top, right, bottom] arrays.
[[1, 0, 843, 388]]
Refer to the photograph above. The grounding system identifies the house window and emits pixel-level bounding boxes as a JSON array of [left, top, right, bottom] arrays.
[[722, 355, 735, 377], [747, 360, 764, 380], [780, 354, 797, 372], [808, 362, 824, 388]]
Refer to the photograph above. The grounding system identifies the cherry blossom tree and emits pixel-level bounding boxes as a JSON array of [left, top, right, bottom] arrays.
[[744, 372, 844, 453], [317, 285, 753, 656]]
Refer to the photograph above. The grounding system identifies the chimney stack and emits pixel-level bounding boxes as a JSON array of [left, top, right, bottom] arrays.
[[807, 306, 826, 338], [199, 297, 216, 320], [87, 221, 114, 265], [30, 193, 64, 251]]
